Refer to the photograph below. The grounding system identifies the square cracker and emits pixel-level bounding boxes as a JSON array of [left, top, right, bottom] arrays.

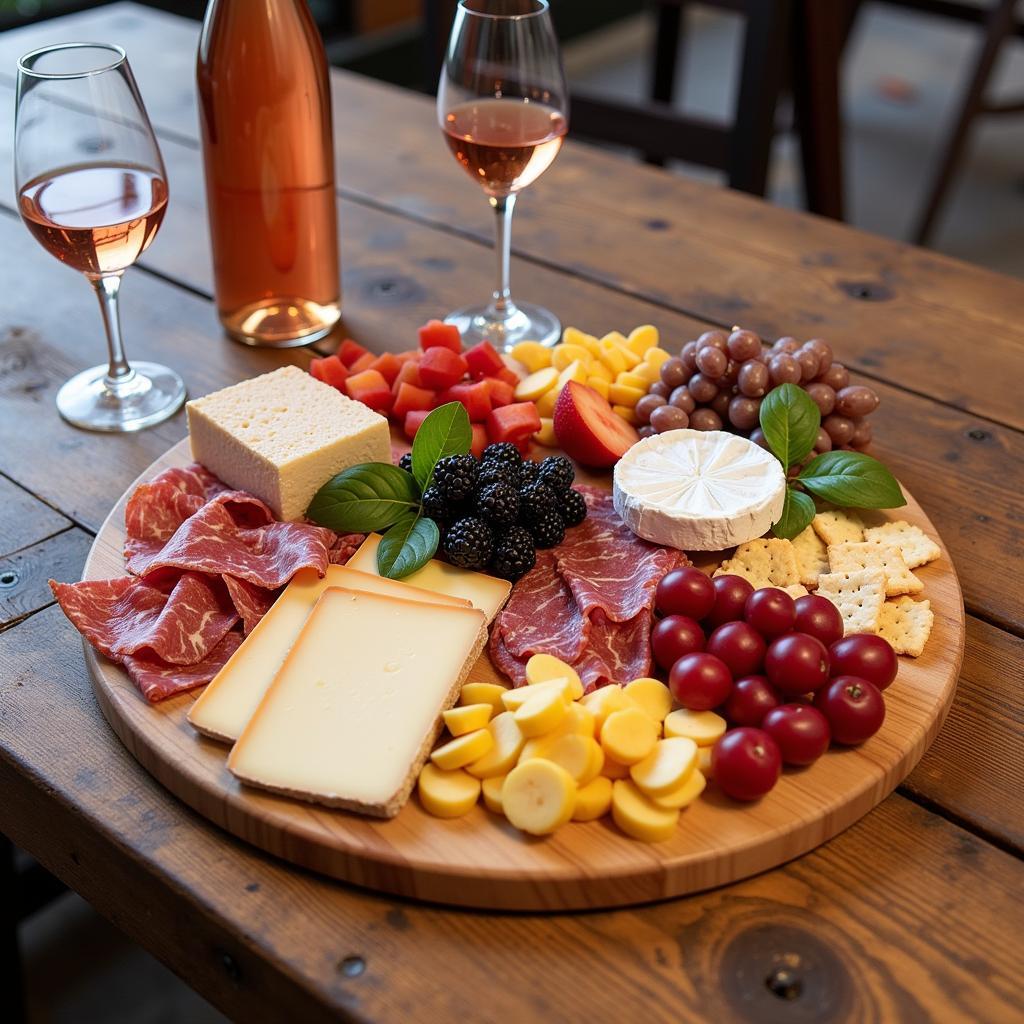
[[864, 521, 941, 570], [877, 597, 934, 657], [827, 541, 923, 598], [812, 509, 865, 547], [791, 526, 830, 588], [815, 569, 886, 635], [714, 538, 800, 589]]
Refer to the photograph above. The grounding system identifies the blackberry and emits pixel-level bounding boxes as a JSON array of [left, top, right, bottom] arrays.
[[398, 452, 413, 473], [528, 509, 566, 549], [477, 459, 519, 490], [421, 484, 450, 522], [559, 487, 588, 528], [517, 459, 540, 488], [475, 481, 519, 530], [444, 517, 494, 570], [518, 479, 558, 526], [432, 454, 478, 503], [537, 455, 574, 492], [490, 526, 537, 581], [481, 442, 522, 470]]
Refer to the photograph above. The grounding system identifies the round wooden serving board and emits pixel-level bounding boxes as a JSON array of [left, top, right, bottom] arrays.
[[83, 438, 964, 911]]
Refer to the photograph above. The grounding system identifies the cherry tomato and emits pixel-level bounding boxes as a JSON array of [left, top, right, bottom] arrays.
[[669, 652, 733, 711], [711, 727, 781, 801], [762, 703, 831, 765], [706, 621, 766, 678], [651, 615, 705, 671], [744, 587, 796, 638], [655, 567, 716, 620], [764, 632, 830, 695], [814, 675, 885, 744], [829, 634, 898, 690], [705, 574, 755, 629], [723, 675, 781, 727], [793, 595, 844, 648]]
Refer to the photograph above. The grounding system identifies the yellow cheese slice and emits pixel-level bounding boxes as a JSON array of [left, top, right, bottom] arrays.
[[188, 565, 469, 743]]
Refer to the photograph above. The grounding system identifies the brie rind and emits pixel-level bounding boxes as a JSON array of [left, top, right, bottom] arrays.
[[612, 429, 786, 551]]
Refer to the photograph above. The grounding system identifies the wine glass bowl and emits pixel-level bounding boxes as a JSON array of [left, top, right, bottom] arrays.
[[14, 42, 186, 432], [437, 0, 568, 350]]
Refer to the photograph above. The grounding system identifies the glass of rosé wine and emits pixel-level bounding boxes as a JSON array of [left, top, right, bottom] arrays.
[[437, 0, 568, 351], [15, 43, 185, 432]]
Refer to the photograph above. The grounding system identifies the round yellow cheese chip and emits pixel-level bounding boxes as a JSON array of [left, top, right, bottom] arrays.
[[431, 728, 493, 771], [481, 775, 506, 815], [572, 776, 613, 821], [503, 760, 576, 836], [629, 737, 698, 797], [601, 707, 659, 765], [466, 712, 525, 779], [515, 686, 569, 738], [623, 677, 672, 723], [650, 768, 706, 810], [418, 764, 480, 818], [443, 703, 492, 737], [526, 653, 584, 699], [612, 779, 680, 843], [664, 708, 727, 746]]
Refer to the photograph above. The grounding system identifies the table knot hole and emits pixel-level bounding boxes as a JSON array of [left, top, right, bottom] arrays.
[[0, 570, 19, 589], [967, 428, 989, 441], [339, 955, 366, 978]]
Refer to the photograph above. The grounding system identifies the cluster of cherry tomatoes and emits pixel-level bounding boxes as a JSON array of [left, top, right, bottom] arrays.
[[652, 567, 898, 801]]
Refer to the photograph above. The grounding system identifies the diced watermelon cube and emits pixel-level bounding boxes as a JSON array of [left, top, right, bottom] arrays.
[[403, 409, 431, 439], [494, 366, 521, 387], [418, 319, 462, 354], [345, 369, 392, 413], [483, 377, 515, 408], [487, 401, 541, 444], [464, 340, 505, 380], [395, 349, 421, 364], [369, 351, 402, 386], [418, 346, 469, 390], [391, 359, 422, 394], [470, 423, 488, 459], [310, 354, 349, 391], [392, 382, 436, 420], [348, 351, 376, 374], [437, 381, 492, 422], [338, 338, 370, 367]]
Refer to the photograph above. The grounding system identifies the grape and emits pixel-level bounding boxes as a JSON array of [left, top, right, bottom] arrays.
[[696, 330, 728, 352], [669, 653, 732, 711], [749, 427, 770, 450], [689, 407, 723, 431], [696, 346, 727, 378], [669, 386, 696, 413], [710, 391, 732, 418], [765, 633, 830, 695], [737, 360, 769, 397], [656, 567, 716, 619], [796, 347, 820, 381], [680, 341, 699, 373], [688, 373, 718, 403], [728, 395, 761, 430], [762, 704, 830, 766], [719, 359, 740, 387], [637, 425, 656, 439], [813, 427, 833, 453], [649, 380, 671, 398], [814, 677, 885, 745], [823, 413, 855, 445], [724, 676, 781, 727], [651, 615, 705, 669], [773, 336, 800, 354], [769, 353, 801, 385], [650, 404, 689, 432], [805, 338, 833, 373], [851, 418, 872, 448], [819, 362, 849, 390], [660, 357, 688, 388], [804, 382, 836, 416], [835, 385, 880, 418], [744, 588, 796, 637], [634, 393, 666, 424], [706, 621, 766, 677], [794, 595, 844, 648], [711, 728, 781, 801], [727, 329, 762, 361], [829, 634, 897, 690]]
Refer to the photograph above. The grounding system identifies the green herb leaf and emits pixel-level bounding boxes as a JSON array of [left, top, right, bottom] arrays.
[[377, 511, 440, 579], [306, 463, 420, 532], [772, 487, 816, 540], [411, 402, 472, 490], [799, 451, 907, 508], [759, 384, 821, 468]]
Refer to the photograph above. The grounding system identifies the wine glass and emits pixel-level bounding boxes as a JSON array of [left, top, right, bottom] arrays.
[[437, 0, 568, 351], [15, 43, 186, 432]]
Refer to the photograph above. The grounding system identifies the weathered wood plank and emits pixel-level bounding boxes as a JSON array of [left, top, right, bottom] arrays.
[[0, 528, 91, 629], [0, 474, 70, 556], [1, 606, 1022, 1024]]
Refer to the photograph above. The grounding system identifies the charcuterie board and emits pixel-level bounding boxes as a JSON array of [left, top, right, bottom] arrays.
[[82, 437, 964, 911]]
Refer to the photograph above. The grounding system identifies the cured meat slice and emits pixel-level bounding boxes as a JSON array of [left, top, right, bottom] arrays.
[[123, 630, 244, 704], [328, 532, 366, 566], [573, 611, 653, 690], [49, 572, 237, 666], [223, 575, 276, 634]]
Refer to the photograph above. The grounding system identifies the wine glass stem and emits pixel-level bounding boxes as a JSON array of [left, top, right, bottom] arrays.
[[488, 193, 518, 320], [90, 273, 135, 386]]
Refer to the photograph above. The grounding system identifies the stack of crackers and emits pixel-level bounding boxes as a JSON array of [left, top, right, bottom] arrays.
[[713, 509, 938, 657]]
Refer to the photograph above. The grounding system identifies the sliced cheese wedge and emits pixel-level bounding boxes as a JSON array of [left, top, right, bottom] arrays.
[[189, 565, 470, 743], [228, 587, 487, 817], [347, 533, 511, 622], [612, 429, 786, 551]]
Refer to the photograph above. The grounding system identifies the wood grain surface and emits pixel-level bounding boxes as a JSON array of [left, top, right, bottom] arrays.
[[81, 439, 963, 911]]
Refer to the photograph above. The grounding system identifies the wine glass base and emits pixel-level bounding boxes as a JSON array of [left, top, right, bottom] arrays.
[[444, 302, 561, 353], [56, 362, 187, 433]]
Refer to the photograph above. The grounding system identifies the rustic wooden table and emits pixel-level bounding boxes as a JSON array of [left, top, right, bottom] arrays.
[[0, 4, 1022, 1022]]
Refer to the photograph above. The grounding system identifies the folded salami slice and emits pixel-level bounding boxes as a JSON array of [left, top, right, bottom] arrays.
[[123, 630, 244, 704], [223, 575, 276, 634]]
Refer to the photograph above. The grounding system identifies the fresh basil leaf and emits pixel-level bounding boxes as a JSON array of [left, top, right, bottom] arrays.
[[377, 512, 440, 579], [772, 487, 816, 540], [411, 402, 472, 490], [799, 451, 907, 508], [759, 384, 820, 468], [306, 463, 420, 532]]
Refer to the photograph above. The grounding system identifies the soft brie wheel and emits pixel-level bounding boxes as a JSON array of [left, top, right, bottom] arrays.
[[612, 429, 786, 551]]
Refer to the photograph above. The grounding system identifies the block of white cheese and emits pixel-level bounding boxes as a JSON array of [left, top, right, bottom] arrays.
[[613, 429, 786, 551], [228, 587, 487, 817], [186, 365, 391, 521], [347, 533, 511, 623], [188, 565, 471, 743]]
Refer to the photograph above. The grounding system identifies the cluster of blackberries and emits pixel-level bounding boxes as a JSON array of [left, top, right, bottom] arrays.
[[400, 443, 587, 581]]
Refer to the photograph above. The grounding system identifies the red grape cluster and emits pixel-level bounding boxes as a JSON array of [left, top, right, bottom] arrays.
[[652, 567, 897, 802], [636, 329, 880, 454]]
